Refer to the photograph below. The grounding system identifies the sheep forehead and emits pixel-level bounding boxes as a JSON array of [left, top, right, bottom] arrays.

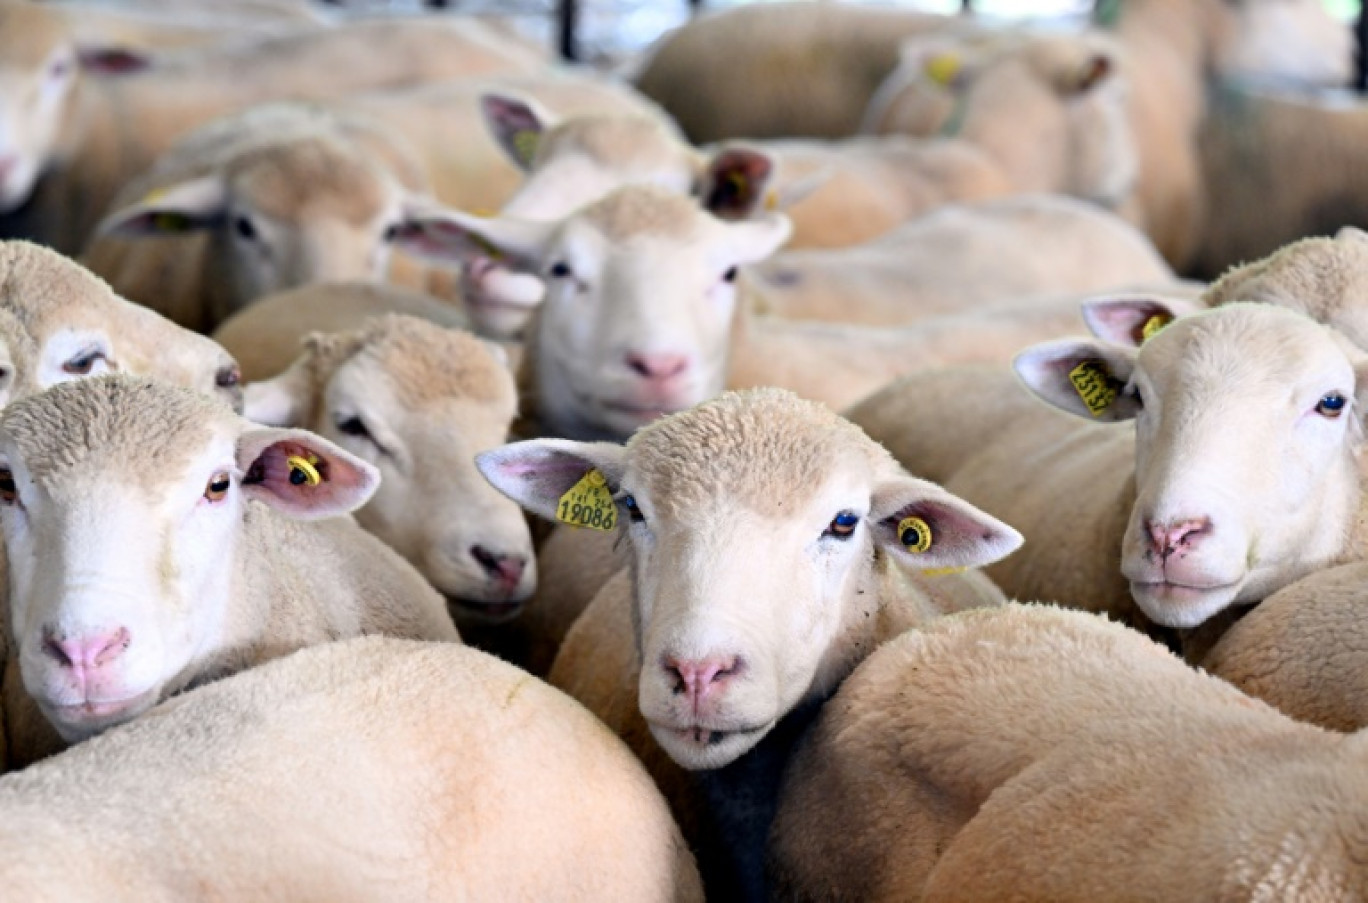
[[574, 185, 708, 245], [1205, 235, 1368, 328], [0, 3, 68, 70], [0, 376, 229, 493], [0, 242, 122, 334], [541, 116, 691, 171], [231, 140, 392, 226], [321, 315, 515, 411], [625, 389, 892, 520]]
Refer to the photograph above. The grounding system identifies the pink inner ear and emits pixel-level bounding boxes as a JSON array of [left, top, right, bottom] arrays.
[[244, 440, 370, 516], [1083, 299, 1172, 347], [885, 499, 999, 552]]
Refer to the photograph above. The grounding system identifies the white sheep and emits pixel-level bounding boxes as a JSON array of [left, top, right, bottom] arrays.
[[480, 388, 1022, 894], [0, 374, 458, 768], [769, 603, 1368, 901], [82, 103, 430, 333], [242, 313, 537, 627], [849, 299, 1368, 653], [0, 3, 544, 252], [394, 186, 1168, 440], [0, 239, 241, 410], [0, 635, 703, 902]]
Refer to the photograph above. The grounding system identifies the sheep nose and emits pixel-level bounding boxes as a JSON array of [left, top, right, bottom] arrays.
[[42, 626, 131, 671], [470, 545, 527, 593], [1146, 517, 1211, 559], [625, 352, 690, 383], [663, 655, 741, 713]]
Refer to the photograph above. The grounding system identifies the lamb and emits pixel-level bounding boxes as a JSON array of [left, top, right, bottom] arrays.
[[0, 2, 544, 252], [0, 635, 703, 902], [768, 604, 1368, 901], [632, 3, 954, 141], [394, 186, 1170, 441], [848, 300, 1368, 653], [0, 374, 458, 768], [212, 280, 470, 382], [241, 314, 537, 627], [0, 239, 242, 411], [481, 388, 1022, 895], [80, 103, 431, 333]]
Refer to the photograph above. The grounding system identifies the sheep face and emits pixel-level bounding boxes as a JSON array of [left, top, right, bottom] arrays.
[[397, 186, 792, 442], [1018, 302, 1367, 629], [0, 3, 77, 213], [0, 376, 377, 742], [1208, 0, 1351, 87], [245, 315, 535, 621], [479, 389, 1021, 770]]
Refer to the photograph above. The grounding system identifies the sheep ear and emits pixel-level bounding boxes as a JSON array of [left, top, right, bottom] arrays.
[[242, 356, 313, 427], [94, 176, 227, 238], [391, 203, 553, 272], [870, 477, 1023, 572], [236, 428, 378, 519], [698, 146, 777, 219], [1014, 339, 1141, 422], [77, 45, 153, 75], [1060, 52, 1114, 95], [477, 439, 627, 522], [481, 92, 556, 170], [710, 213, 792, 271], [1079, 295, 1196, 347]]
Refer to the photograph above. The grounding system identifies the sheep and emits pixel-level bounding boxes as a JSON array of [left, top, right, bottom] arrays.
[[241, 314, 537, 628], [212, 280, 470, 382], [1200, 562, 1368, 733], [0, 3, 544, 252], [632, 3, 954, 142], [0, 635, 703, 902], [45, 0, 326, 55], [0, 374, 459, 768], [860, 28, 1139, 224], [394, 186, 1170, 441], [481, 388, 1022, 895], [848, 300, 1368, 654], [0, 239, 242, 411], [768, 603, 1368, 901], [81, 103, 429, 333]]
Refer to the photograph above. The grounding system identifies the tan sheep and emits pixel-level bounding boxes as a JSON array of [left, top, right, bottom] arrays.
[[633, 3, 953, 141], [769, 603, 1368, 901], [0, 374, 458, 768], [0, 239, 241, 411], [0, 2, 544, 252], [242, 314, 537, 629], [44, 0, 326, 55], [82, 103, 430, 333], [849, 300, 1368, 654], [0, 635, 703, 902], [481, 388, 1021, 894]]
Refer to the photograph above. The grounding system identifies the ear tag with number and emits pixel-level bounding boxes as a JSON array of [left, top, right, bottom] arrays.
[[287, 454, 322, 487], [557, 468, 617, 531], [1068, 361, 1119, 417], [898, 515, 933, 553], [1140, 314, 1171, 343]]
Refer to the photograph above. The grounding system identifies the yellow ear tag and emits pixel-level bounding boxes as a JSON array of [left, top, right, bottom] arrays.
[[1140, 314, 1171, 343], [287, 454, 321, 487], [764, 189, 778, 211], [922, 566, 968, 577], [898, 515, 933, 553], [511, 129, 540, 166], [925, 53, 961, 87], [726, 170, 749, 197], [1068, 361, 1118, 417], [556, 468, 617, 531], [468, 231, 505, 262]]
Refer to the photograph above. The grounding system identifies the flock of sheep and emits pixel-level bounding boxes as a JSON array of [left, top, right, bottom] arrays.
[[1, 0, 1367, 898]]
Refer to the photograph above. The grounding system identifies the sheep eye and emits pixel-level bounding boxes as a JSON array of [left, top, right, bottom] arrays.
[[548, 261, 573, 279], [382, 223, 400, 243], [1317, 392, 1348, 418], [0, 469, 16, 504], [62, 350, 106, 375], [824, 511, 859, 539], [204, 471, 231, 502], [723, 266, 738, 283], [216, 365, 241, 389], [233, 216, 257, 241], [621, 494, 645, 523], [335, 415, 371, 440]]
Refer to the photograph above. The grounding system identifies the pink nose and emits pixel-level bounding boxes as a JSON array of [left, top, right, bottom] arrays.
[[43, 626, 130, 672], [664, 655, 741, 713], [1146, 517, 1211, 559], [625, 352, 689, 383], [471, 545, 527, 593]]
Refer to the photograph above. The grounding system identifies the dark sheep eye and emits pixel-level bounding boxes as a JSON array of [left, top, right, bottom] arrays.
[[1317, 392, 1348, 418], [335, 415, 371, 439], [0, 469, 15, 503], [62, 350, 106, 375], [548, 261, 572, 279], [723, 266, 738, 283], [204, 471, 231, 502], [382, 223, 400, 243], [825, 511, 859, 538], [234, 216, 257, 241], [216, 365, 241, 389], [622, 494, 645, 523]]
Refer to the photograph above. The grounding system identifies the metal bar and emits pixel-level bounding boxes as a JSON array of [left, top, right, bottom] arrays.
[[1357, 0, 1367, 90], [558, 0, 579, 62]]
